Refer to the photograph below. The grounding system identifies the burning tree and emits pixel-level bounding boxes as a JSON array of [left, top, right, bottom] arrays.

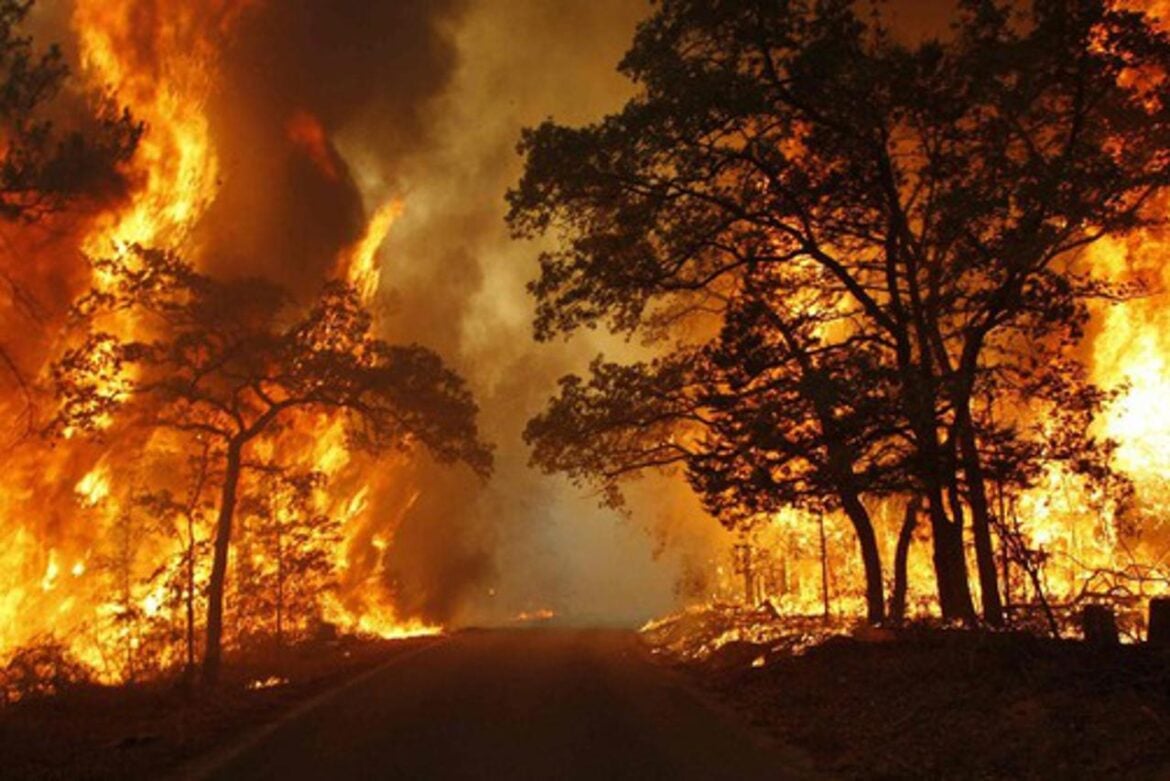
[[511, 0, 1170, 625], [53, 247, 492, 683], [133, 447, 213, 686], [0, 0, 140, 416], [235, 468, 340, 651], [524, 267, 909, 624]]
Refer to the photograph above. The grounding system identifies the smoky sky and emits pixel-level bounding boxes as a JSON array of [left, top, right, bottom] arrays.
[[199, 0, 467, 296], [187, 0, 694, 626], [371, 0, 699, 626]]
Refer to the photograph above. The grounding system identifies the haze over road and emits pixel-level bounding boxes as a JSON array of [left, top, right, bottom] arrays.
[[196, 629, 809, 780]]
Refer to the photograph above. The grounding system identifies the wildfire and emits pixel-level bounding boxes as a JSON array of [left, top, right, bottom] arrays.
[[0, 0, 441, 690], [685, 6, 1170, 633], [72, 0, 234, 255], [699, 226, 1170, 634], [342, 198, 403, 303], [708, 308, 1170, 630], [5, 0, 1170, 702]]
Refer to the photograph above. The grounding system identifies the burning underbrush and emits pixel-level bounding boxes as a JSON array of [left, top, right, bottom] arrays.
[[641, 603, 848, 667], [0, 621, 435, 707], [642, 591, 1170, 676]]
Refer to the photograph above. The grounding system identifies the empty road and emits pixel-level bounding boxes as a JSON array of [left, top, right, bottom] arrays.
[[193, 629, 811, 780]]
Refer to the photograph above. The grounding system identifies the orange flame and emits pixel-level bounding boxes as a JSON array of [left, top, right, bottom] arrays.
[[0, 1, 437, 688]]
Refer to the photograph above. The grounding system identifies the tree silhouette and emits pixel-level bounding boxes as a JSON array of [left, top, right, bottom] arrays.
[[525, 266, 910, 624], [691, 270, 910, 623], [510, 0, 1170, 624], [54, 247, 492, 683]]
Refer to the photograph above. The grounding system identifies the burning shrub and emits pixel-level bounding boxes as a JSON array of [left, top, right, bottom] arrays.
[[0, 639, 91, 705], [643, 603, 848, 666], [234, 469, 342, 650]]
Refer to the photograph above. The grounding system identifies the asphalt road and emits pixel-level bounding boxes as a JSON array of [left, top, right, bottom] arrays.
[[195, 628, 811, 781]]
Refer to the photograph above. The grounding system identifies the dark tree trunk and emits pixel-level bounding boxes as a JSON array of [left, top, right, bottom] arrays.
[[889, 495, 921, 625], [898, 357, 977, 624], [1082, 604, 1119, 646], [926, 492, 977, 624], [1148, 597, 1170, 647], [185, 515, 195, 684], [997, 482, 1012, 617], [202, 438, 244, 686], [955, 407, 1004, 627], [840, 491, 885, 625]]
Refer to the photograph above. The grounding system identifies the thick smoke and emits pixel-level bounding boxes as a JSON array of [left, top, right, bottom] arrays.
[[365, 0, 717, 626], [182, 0, 714, 626], [365, 0, 991, 625], [197, 0, 467, 295]]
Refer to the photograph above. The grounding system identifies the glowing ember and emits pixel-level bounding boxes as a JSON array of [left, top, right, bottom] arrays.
[[247, 675, 288, 691], [512, 608, 556, 623]]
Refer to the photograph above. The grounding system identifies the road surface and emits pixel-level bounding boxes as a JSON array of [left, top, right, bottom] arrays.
[[194, 628, 812, 780]]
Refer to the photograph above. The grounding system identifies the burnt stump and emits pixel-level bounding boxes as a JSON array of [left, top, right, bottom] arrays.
[[1082, 604, 1119, 647], [1149, 597, 1170, 647]]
